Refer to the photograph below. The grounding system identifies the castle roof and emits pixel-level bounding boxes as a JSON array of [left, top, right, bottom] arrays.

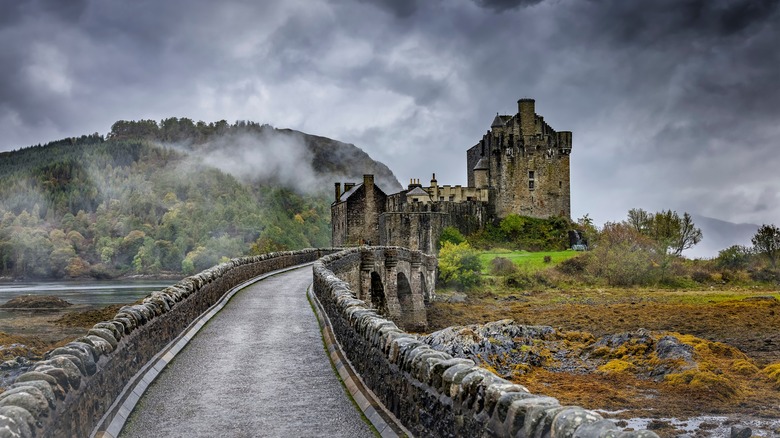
[[407, 187, 430, 198], [340, 183, 362, 201], [491, 113, 504, 128], [474, 156, 489, 171]]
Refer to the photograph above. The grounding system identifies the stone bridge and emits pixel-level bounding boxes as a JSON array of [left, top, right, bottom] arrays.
[[0, 247, 657, 438], [330, 247, 437, 332]]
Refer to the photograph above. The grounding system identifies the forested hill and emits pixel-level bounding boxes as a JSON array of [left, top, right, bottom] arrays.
[[0, 118, 402, 279]]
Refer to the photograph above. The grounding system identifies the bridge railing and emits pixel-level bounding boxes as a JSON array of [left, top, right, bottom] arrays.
[[0, 249, 338, 438], [313, 247, 659, 438]]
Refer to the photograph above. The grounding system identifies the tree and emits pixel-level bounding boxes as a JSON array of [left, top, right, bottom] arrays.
[[671, 212, 703, 256], [627, 209, 702, 256], [626, 208, 651, 234], [752, 224, 780, 268]]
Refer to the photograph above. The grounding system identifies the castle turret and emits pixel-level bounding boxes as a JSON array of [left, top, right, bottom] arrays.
[[491, 113, 504, 129], [473, 157, 489, 189], [518, 98, 535, 136], [558, 131, 573, 154]]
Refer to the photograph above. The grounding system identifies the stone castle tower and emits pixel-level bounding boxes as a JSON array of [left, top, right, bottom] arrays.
[[466, 98, 572, 219], [332, 98, 572, 253]]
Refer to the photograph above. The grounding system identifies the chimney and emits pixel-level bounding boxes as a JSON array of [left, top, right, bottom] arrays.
[[334, 182, 341, 202]]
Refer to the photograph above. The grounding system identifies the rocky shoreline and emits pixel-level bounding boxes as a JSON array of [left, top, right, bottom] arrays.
[[421, 319, 780, 438]]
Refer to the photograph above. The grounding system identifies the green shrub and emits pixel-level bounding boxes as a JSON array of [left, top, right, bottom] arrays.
[[691, 270, 711, 284], [489, 257, 518, 276], [716, 245, 754, 270], [505, 271, 537, 289], [439, 226, 466, 246], [438, 241, 482, 290], [557, 254, 588, 275], [750, 268, 780, 283]]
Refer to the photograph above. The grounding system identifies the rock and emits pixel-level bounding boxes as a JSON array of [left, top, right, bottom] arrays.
[[654, 336, 694, 362], [34, 356, 82, 389], [0, 388, 49, 418], [573, 419, 619, 438], [87, 328, 118, 349], [0, 405, 35, 438], [85, 335, 114, 354], [730, 425, 752, 438], [93, 322, 122, 340], [14, 372, 66, 401], [447, 292, 467, 303], [0, 295, 72, 309], [421, 320, 556, 375], [551, 407, 603, 438], [48, 346, 96, 375]]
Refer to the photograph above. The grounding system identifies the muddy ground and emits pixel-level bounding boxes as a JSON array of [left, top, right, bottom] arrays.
[[427, 286, 780, 437], [0, 304, 123, 386]]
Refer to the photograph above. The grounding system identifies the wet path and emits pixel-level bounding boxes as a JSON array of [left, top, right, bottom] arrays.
[[120, 266, 374, 438]]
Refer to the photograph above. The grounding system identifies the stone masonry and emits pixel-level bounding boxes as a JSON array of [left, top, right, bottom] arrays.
[[332, 98, 572, 254], [313, 248, 658, 438]]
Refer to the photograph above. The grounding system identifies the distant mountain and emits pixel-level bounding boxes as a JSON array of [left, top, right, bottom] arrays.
[[684, 215, 758, 259], [0, 118, 401, 279]]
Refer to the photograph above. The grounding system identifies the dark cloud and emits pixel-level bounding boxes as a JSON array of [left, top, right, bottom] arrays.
[[1, 0, 778, 233], [473, 0, 544, 12]]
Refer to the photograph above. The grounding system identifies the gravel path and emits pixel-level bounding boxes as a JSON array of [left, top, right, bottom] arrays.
[[120, 266, 374, 438]]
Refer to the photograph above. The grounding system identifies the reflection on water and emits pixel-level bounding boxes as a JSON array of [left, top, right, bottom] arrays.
[[0, 280, 176, 319]]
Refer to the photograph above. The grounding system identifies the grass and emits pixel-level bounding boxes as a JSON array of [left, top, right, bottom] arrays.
[[477, 249, 580, 273]]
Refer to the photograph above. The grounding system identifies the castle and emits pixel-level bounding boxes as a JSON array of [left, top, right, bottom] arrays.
[[332, 98, 572, 254]]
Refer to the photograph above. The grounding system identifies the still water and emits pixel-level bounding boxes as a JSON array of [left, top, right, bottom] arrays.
[[0, 280, 175, 314]]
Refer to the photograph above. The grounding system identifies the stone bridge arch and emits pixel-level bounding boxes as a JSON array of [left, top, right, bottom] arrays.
[[357, 247, 433, 331], [369, 271, 386, 315]]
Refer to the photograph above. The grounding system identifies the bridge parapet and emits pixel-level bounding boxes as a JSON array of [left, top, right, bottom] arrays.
[[314, 247, 659, 438], [0, 249, 338, 438]]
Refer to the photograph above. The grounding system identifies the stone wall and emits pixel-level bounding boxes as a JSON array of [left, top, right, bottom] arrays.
[[313, 248, 659, 438], [0, 249, 336, 438], [379, 202, 487, 254]]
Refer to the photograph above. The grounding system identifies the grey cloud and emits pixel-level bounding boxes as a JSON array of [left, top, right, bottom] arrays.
[[356, 0, 420, 18], [473, 0, 544, 12], [1, 0, 778, 231]]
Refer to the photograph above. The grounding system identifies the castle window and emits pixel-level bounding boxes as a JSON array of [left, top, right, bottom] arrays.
[[529, 171, 534, 179], [529, 180, 535, 190], [559, 181, 562, 188]]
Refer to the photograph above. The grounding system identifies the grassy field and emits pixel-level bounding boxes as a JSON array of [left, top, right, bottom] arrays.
[[477, 249, 580, 273]]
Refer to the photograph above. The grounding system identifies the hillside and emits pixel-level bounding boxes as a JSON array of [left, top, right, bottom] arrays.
[[0, 119, 401, 279], [684, 215, 758, 259]]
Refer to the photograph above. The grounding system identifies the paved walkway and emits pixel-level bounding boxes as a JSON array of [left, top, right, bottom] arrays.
[[120, 266, 374, 438]]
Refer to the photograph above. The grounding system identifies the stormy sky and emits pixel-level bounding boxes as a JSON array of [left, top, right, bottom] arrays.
[[1, 0, 779, 227]]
